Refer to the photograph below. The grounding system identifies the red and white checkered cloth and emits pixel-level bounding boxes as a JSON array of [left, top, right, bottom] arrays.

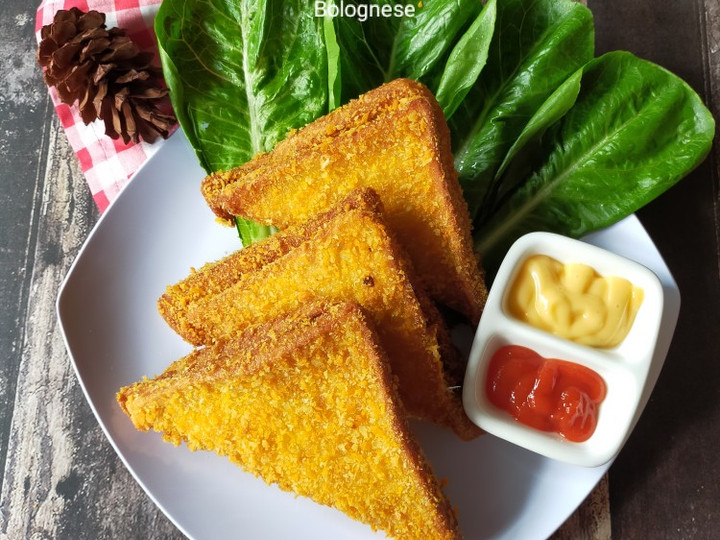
[[35, 0, 175, 213]]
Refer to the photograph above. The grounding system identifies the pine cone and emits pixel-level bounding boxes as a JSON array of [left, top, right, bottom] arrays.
[[37, 8, 175, 144]]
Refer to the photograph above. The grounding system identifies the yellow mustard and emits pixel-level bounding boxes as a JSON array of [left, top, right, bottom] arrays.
[[506, 255, 644, 348]]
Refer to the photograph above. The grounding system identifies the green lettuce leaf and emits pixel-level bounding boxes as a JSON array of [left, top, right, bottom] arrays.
[[334, 0, 483, 101], [475, 51, 716, 270], [323, 2, 343, 111], [484, 67, 584, 219], [155, 0, 334, 244], [434, 0, 497, 119], [156, 0, 714, 262], [155, 0, 331, 171], [451, 0, 595, 220], [235, 217, 278, 244]]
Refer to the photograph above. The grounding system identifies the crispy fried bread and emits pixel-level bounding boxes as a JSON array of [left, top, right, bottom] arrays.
[[160, 189, 478, 439], [118, 302, 460, 540], [159, 189, 382, 347], [202, 79, 487, 324]]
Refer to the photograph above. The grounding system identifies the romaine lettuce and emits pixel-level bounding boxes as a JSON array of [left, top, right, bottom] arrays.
[[156, 0, 714, 264]]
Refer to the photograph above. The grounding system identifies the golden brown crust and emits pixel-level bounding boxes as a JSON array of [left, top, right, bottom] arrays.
[[159, 188, 478, 439], [197, 195, 472, 436], [201, 79, 487, 323], [414, 86, 490, 324], [118, 301, 460, 539], [417, 292, 480, 441], [158, 189, 383, 346], [201, 80, 425, 222]]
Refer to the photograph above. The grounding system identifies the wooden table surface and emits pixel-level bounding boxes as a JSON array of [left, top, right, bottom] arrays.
[[1, 0, 718, 538]]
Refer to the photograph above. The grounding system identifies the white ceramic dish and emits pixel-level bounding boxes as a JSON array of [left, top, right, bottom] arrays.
[[463, 232, 665, 467], [56, 130, 681, 540]]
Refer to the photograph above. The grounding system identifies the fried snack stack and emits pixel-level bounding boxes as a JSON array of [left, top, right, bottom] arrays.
[[118, 80, 488, 538], [202, 78, 487, 324], [159, 189, 477, 440], [118, 302, 460, 540]]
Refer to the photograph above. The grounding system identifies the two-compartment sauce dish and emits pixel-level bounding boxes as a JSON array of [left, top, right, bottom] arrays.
[[463, 232, 664, 467]]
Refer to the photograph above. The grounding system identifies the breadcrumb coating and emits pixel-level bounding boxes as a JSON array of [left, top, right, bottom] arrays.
[[118, 302, 460, 540], [158, 189, 382, 346], [202, 78, 487, 324], [164, 189, 478, 439]]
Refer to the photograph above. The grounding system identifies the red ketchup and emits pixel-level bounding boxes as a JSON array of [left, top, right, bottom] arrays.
[[486, 345, 607, 442]]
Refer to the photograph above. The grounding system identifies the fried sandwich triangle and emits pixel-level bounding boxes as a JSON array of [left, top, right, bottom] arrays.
[[158, 189, 478, 439], [202, 78, 487, 324], [118, 302, 460, 540]]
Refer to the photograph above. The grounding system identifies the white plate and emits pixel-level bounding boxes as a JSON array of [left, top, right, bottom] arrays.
[[57, 130, 680, 540]]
